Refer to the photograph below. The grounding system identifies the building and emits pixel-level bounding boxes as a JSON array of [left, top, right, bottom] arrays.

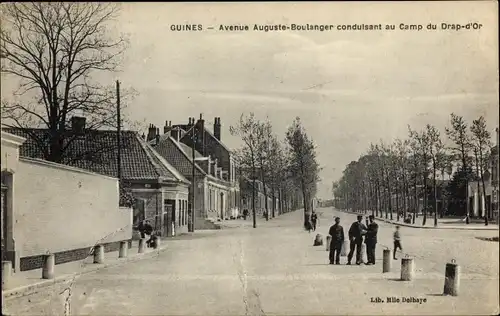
[[1, 131, 132, 272], [5, 116, 191, 237], [149, 125, 231, 229], [146, 115, 240, 226], [239, 176, 280, 217]]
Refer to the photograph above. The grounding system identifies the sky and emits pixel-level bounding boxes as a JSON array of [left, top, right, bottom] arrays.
[[2, 2, 499, 199]]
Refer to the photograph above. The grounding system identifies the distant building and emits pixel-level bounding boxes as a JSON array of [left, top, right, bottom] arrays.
[[239, 176, 279, 216]]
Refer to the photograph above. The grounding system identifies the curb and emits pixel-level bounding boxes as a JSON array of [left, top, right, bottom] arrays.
[[336, 209, 498, 231], [2, 245, 169, 301]]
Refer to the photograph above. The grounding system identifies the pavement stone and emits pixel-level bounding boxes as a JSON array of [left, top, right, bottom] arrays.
[[3, 208, 499, 316], [2, 239, 171, 300]]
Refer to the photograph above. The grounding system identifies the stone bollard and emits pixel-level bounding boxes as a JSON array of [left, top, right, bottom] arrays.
[[153, 237, 161, 250], [443, 259, 460, 296], [382, 249, 391, 273], [400, 256, 415, 281], [138, 238, 146, 253], [93, 245, 105, 264], [313, 234, 323, 246], [326, 236, 332, 251], [42, 253, 55, 279], [119, 241, 128, 258], [340, 240, 349, 256], [361, 243, 367, 263], [2, 261, 13, 290]]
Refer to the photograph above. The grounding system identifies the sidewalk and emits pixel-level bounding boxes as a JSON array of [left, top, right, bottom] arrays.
[[2, 238, 171, 300], [337, 209, 499, 231]]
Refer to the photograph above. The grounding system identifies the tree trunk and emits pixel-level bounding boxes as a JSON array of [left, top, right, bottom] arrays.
[[272, 186, 276, 217], [433, 160, 438, 227], [479, 148, 489, 225], [413, 176, 418, 224], [395, 176, 400, 221], [474, 150, 481, 219], [252, 161, 257, 228], [423, 173, 428, 226]]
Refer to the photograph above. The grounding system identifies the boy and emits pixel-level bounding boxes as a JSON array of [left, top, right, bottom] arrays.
[[393, 226, 403, 260]]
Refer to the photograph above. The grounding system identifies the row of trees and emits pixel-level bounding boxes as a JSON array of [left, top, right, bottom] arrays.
[[332, 113, 495, 227], [230, 114, 321, 228]]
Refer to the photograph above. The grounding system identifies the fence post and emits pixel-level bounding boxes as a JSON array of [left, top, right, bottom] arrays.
[[400, 256, 415, 281], [42, 253, 55, 279], [93, 245, 105, 264], [443, 259, 460, 296], [119, 241, 128, 258], [138, 238, 146, 253], [2, 261, 13, 290], [382, 248, 391, 273]]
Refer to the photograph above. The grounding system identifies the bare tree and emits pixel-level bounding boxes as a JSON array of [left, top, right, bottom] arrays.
[[256, 119, 273, 221], [470, 116, 492, 226], [426, 124, 445, 227], [394, 138, 411, 221], [286, 117, 321, 228], [409, 126, 431, 226], [445, 113, 474, 223], [230, 113, 264, 228], [1, 3, 134, 163]]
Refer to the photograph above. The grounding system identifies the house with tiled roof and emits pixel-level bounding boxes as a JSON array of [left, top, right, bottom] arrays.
[[4, 117, 191, 237], [147, 115, 241, 224], [239, 176, 279, 217]]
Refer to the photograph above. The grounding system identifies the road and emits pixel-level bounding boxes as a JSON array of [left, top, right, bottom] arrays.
[[4, 208, 499, 315]]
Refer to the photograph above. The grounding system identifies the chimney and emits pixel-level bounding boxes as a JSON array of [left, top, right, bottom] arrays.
[[146, 124, 157, 142], [71, 116, 86, 135], [155, 134, 160, 145], [169, 121, 172, 127], [214, 117, 221, 140], [197, 114, 206, 155], [170, 127, 180, 142], [163, 120, 170, 134]]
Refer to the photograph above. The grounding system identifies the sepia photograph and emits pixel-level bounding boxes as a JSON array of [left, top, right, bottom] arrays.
[[1, 1, 498, 315]]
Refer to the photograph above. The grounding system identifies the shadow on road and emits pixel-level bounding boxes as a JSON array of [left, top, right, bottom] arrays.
[[475, 236, 499, 242]]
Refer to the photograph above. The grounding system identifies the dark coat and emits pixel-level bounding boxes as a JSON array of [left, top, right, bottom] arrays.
[[365, 222, 379, 244], [144, 224, 153, 235], [328, 224, 345, 243], [348, 221, 367, 240]]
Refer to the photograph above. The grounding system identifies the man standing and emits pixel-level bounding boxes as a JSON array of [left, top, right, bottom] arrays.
[[364, 215, 379, 265], [347, 215, 367, 265], [311, 212, 318, 232], [328, 217, 345, 264]]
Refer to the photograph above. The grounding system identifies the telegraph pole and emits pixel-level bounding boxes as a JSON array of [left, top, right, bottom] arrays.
[[189, 122, 197, 232]]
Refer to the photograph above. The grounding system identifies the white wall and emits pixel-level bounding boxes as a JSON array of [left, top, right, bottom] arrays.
[[15, 158, 132, 257]]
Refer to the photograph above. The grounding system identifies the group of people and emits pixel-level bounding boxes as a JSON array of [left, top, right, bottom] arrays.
[[137, 220, 159, 248], [327, 215, 403, 265]]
